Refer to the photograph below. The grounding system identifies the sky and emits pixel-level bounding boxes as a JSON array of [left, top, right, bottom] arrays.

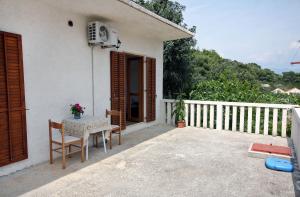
[[177, 0, 300, 74]]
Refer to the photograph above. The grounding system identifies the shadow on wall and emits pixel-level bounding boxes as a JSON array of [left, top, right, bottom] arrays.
[[0, 124, 175, 197]]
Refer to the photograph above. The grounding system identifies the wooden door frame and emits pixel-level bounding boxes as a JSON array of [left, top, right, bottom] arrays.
[[125, 53, 144, 123]]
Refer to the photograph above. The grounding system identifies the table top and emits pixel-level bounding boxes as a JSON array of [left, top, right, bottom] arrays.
[[62, 115, 111, 141], [63, 115, 107, 124]]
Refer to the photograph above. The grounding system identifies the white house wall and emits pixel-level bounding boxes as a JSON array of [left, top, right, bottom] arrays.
[[0, 0, 163, 176]]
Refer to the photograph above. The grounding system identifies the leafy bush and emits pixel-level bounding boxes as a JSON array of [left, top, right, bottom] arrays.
[[189, 76, 300, 105]]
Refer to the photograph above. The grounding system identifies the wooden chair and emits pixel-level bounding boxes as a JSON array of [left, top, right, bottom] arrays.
[[48, 119, 84, 169], [106, 110, 122, 149]]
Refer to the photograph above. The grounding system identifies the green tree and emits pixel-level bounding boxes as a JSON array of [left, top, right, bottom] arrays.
[[190, 50, 285, 88], [135, 0, 196, 98], [282, 71, 300, 87], [135, 0, 300, 98]]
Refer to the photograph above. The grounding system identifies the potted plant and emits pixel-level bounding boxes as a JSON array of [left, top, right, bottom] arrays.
[[70, 103, 85, 119], [171, 95, 186, 128]]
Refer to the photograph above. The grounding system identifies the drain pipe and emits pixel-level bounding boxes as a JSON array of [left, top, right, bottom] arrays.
[[91, 46, 95, 116]]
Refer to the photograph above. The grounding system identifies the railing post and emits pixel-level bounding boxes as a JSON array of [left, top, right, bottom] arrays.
[[209, 105, 214, 129], [161, 100, 166, 124], [255, 107, 261, 134], [196, 104, 201, 128], [247, 107, 252, 133], [272, 108, 278, 136], [216, 104, 223, 130], [232, 106, 237, 131], [263, 108, 269, 135], [167, 102, 172, 125], [190, 104, 195, 127], [171, 102, 176, 126], [185, 103, 189, 127], [282, 109, 287, 137], [239, 106, 245, 132], [203, 105, 208, 128], [225, 106, 230, 130]]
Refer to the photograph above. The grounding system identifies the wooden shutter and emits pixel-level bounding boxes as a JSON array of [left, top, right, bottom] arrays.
[[146, 57, 156, 122], [110, 51, 126, 130], [0, 32, 28, 167]]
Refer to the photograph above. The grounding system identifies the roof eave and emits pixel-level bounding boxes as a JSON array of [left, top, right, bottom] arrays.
[[117, 0, 195, 39]]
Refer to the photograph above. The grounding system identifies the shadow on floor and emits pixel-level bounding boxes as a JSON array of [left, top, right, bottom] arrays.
[[0, 124, 175, 197]]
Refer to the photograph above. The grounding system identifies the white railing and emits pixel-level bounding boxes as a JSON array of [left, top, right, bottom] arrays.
[[162, 99, 298, 137]]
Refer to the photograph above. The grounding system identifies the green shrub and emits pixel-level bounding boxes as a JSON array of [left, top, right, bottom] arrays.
[[189, 77, 300, 105]]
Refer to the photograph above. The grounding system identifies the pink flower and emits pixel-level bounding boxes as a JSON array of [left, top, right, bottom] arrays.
[[70, 103, 85, 115]]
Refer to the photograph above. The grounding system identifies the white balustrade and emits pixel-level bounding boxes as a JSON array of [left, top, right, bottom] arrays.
[[163, 99, 298, 138]]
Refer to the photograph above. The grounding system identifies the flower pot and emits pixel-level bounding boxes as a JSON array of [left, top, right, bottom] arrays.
[[177, 120, 185, 128], [74, 113, 81, 119]]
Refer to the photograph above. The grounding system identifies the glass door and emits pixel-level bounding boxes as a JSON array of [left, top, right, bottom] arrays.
[[127, 57, 143, 123]]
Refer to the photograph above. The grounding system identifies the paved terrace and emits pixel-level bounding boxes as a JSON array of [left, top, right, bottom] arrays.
[[0, 125, 295, 197]]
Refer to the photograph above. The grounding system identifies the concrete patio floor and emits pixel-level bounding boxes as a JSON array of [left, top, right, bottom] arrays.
[[0, 125, 295, 197]]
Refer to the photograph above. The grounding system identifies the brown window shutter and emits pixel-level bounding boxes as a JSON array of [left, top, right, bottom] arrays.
[[0, 32, 28, 167], [110, 51, 126, 130], [146, 57, 156, 122], [0, 32, 10, 166]]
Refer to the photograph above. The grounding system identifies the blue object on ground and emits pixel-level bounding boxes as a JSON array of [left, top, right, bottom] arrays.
[[265, 157, 294, 172]]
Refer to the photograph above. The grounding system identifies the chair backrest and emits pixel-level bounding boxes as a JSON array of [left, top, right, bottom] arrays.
[[106, 110, 122, 126], [48, 119, 65, 143]]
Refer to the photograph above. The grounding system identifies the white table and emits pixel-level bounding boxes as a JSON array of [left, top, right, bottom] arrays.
[[62, 116, 111, 160]]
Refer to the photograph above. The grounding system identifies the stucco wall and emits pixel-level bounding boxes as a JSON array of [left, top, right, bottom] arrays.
[[0, 0, 163, 176]]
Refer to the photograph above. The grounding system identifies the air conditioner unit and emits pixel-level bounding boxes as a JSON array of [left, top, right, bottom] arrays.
[[88, 21, 119, 47]]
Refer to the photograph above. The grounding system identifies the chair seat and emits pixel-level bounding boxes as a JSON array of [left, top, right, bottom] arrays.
[[111, 125, 120, 131], [53, 135, 81, 144]]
